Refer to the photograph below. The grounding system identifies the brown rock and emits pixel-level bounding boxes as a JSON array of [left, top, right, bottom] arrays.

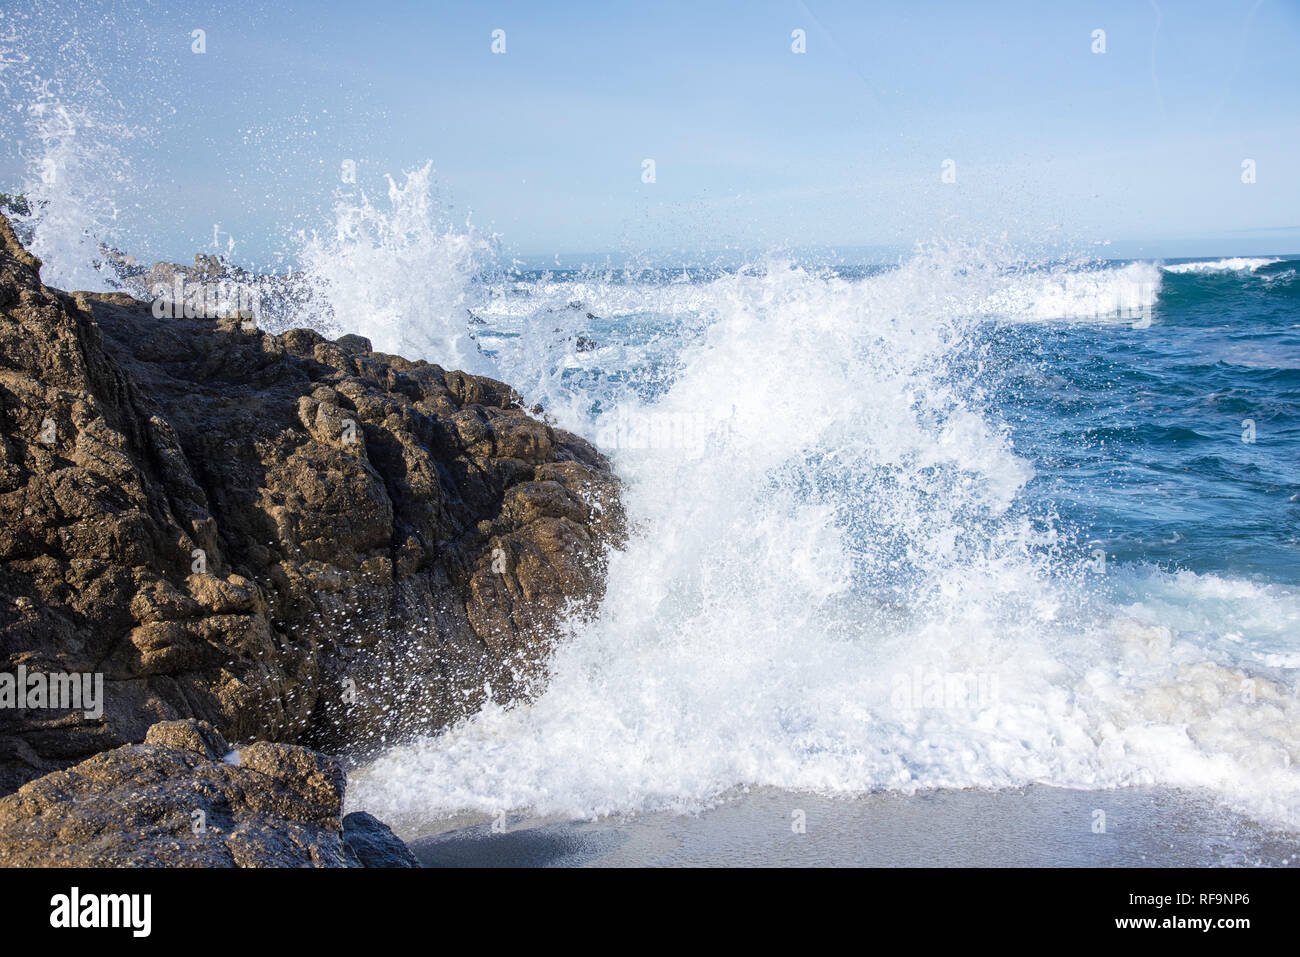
[[0, 718, 417, 867], [0, 211, 624, 792]]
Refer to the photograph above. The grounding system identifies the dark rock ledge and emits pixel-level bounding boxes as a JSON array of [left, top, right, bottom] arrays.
[[0, 212, 623, 865], [0, 718, 419, 867]]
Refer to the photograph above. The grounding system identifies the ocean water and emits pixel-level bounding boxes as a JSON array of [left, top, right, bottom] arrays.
[[405, 786, 1300, 867], [13, 159, 1300, 863], [312, 175, 1300, 853]]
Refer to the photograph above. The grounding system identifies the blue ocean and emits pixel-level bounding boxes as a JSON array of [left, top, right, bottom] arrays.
[[255, 182, 1297, 860]]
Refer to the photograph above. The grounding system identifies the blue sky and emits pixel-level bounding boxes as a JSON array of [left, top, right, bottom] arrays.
[[1, 0, 1298, 264]]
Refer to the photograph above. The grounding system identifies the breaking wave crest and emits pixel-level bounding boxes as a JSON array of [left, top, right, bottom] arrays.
[[348, 241, 1300, 832]]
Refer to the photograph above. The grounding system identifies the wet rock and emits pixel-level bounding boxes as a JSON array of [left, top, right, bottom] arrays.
[[0, 211, 624, 793], [0, 719, 414, 867], [342, 811, 421, 868]]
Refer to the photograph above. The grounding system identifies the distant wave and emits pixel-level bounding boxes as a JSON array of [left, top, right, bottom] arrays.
[[975, 261, 1162, 322], [1163, 257, 1281, 274]]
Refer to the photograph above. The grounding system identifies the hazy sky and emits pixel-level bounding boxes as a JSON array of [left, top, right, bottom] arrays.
[[1, 0, 1298, 264]]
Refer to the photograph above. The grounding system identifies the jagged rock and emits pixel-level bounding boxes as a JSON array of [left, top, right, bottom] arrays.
[[0, 211, 624, 793], [144, 716, 231, 759], [342, 810, 421, 868], [0, 718, 416, 867]]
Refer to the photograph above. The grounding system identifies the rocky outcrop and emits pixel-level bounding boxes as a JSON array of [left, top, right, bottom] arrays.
[[0, 719, 419, 867], [341, 810, 421, 868], [0, 211, 623, 794]]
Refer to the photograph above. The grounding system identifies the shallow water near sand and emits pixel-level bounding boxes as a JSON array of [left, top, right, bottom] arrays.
[[402, 786, 1300, 868]]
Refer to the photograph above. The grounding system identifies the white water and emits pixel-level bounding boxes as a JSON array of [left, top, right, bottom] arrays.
[[322, 214, 1300, 831], [1163, 257, 1280, 274], [976, 261, 1162, 321], [297, 163, 498, 375], [9, 97, 134, 292], [0, 7, 141, 293]]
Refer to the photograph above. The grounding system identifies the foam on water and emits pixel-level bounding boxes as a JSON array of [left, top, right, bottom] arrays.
[[975, 261, 1162, 322], [349, 242, 1300, 831], [1163, 257, 1281, 274]]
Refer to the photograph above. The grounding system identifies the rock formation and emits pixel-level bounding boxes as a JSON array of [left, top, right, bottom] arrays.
[[0, 718, 419, 867], [0, 210, 623, 798]]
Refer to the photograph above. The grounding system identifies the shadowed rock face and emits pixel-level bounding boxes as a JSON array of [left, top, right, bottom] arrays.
[[0, 212, 623, 794], [0, 718, 419, 867]]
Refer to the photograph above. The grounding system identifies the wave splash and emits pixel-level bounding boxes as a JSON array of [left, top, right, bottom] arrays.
[[296, 162, 498, 376], [352, 245, 1300, 831], [1163, 257, 1281, 274], [6, 93, 136, 292]]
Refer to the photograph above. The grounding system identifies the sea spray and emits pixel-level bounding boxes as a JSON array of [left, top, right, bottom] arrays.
[[10, 96, 136, 292], [347, 243, 1300, 832], [0, 2, 154, 291], [296, 162, 498, 375]]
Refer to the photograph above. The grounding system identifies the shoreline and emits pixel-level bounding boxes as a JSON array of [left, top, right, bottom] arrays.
[[402, 785, 1300, 868]]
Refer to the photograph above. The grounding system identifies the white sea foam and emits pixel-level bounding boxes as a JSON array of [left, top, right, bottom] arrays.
[[1163, 257, 1280, 274], [974, 261, 1162, 322], [350, 243, 1300, 832], [296, 162, 497, 376]]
